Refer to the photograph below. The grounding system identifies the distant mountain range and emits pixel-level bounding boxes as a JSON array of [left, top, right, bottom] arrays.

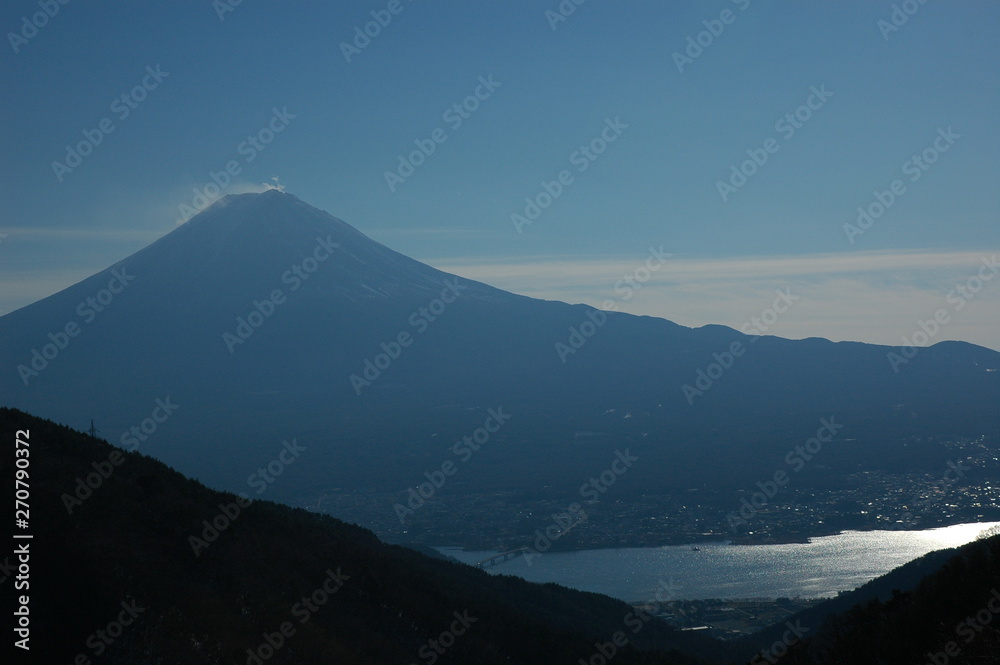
[[1, 190, 997, 538]]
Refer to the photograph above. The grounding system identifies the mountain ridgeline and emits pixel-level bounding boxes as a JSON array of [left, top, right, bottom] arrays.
[[0, 190, 997, 530], [0, 407, 720, 665], [4, 407, 1000, 664]]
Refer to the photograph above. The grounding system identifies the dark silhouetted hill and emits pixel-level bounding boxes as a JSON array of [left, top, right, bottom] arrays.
[[0, 407, 721, 664], [739, 529, 1000, 663]]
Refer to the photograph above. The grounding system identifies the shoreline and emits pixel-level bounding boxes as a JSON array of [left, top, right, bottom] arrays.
[[431, 519, 999, 553]]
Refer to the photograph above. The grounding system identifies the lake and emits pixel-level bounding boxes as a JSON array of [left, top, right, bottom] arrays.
[[438, 522, 1000, 603]]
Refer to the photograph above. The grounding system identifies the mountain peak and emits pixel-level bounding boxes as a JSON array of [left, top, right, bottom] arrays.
[[215, 186, 294, 208], [0, 191, 997, 520], [171, 188, 375, 260], [123, 189, 511, 318], [185, 188, 327, 232]]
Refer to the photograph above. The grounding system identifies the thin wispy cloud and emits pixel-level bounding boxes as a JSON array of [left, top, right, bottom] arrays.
[[370, 227, 496, 237], [0, 270, 97, 316], [0, 227, 165, 242], [427, 249, 1000, 351], [429, 250, 995, 285]]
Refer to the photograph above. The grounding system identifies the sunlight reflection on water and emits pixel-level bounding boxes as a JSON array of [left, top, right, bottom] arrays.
[[438, 522, 1000, 601]]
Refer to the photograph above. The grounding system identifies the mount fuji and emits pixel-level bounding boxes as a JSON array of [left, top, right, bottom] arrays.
[[1, 190, 998, 517]]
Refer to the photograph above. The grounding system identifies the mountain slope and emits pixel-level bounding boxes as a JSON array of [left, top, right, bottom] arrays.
[[6, 405, 999, 664], [0, 406, 720, 664], [772, 530, 1000, 663], [732, 539, 975, 661], [0, 191, 997, 542]]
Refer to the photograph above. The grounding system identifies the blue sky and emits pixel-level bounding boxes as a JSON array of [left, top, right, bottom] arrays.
[[1, 1, 998, 349]]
